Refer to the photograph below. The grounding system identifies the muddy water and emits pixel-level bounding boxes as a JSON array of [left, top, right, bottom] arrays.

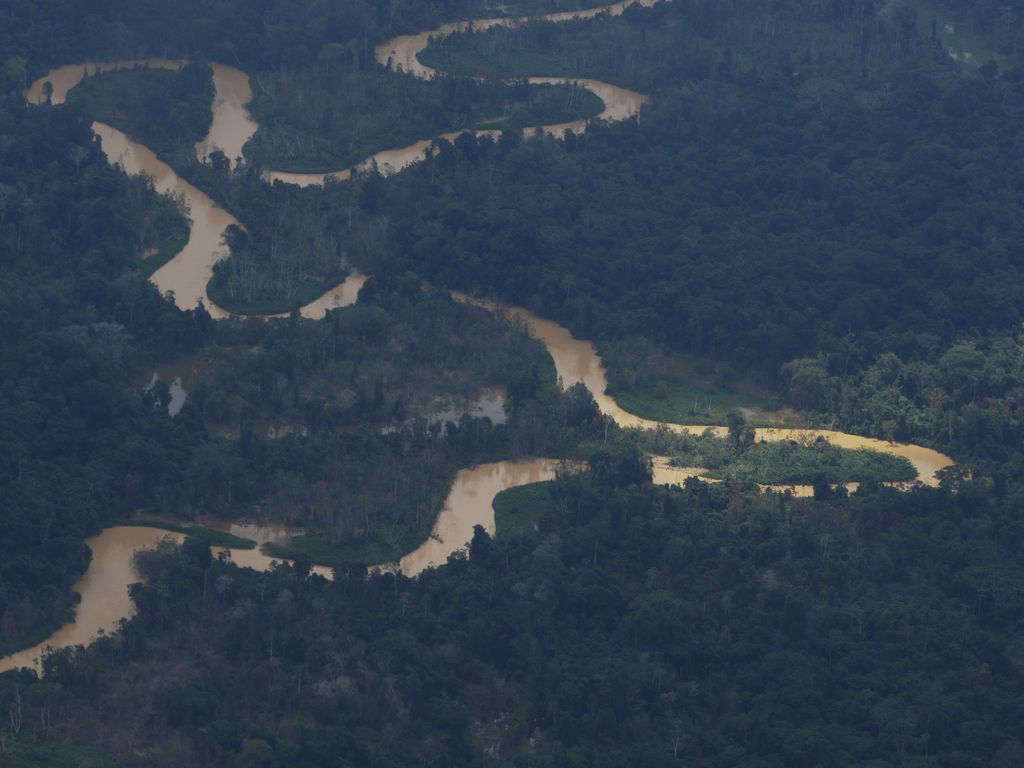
[[26, 0, 656, 298], [266, 130, 488, 186], [0, 526, 331, 674], [93, 122, 235, 317], [145, 356, 204, 416], [268, 0, 656, 187], [0, 456, 550, 671], [263, 273, 370, 321], [0, 528, 179, 674], [25, 59, 185, 105], [14, 0, 957, 672], [650, 455, 867, 497], [26, 59, 256, 166], [27, 63, 362, 319], [650, 457, 710, 487], [93, 122, 365, 318], [396, 459, 560, 576], [374, 0, 660, 79], [454, 294, 956, 486], [195, 63, 259, 166], [265, 75, 647, 188]]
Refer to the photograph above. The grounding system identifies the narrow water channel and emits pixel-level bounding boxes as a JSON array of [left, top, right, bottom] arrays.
[[452, 293, 955, 486], [395, 459, 560, 577], [0, 527, 332, 674]]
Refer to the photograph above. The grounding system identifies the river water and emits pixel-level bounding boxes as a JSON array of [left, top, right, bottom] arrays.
[[452, 293, 955, 486], [269, 0, 655, 187], [9, 0, 955, 673], [395, 460, 560, 576], [0, 457, 550, 672], [24, 59, 186, 105], [24, 0, 655, 302], [92, 122, 236, 317], [375, 0, 659, 79], [194, 63, 260, 166], [0, 526, 333, 674]]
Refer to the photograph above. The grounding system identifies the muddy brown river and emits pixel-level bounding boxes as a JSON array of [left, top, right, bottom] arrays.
[[25, 0, 657, 308], [396, 460, 560, 577], [0, 525, 331, 674], [0, 458, 551, 672], [8, 0, 955, 673], [271, 0, 655, 186], [452, 293, 955, 487], [195, 63, 260, 166]]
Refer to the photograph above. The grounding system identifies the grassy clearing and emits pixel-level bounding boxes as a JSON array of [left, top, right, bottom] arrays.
[[700, 443, 917, 485], [612, 379, 797, 428], [910, 1, 1012, 69], [598, 337, 799, 427], [638, 430, 917, 485], [263, 528, 429, 570], [111, 519, 257, 549], [493, 481, 554, 540], [206, 270, 349, 316], [2, 742, 118, 768], [483, 0, 619, 17]]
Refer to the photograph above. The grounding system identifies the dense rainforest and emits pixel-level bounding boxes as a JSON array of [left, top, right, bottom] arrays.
[[5, 469, 1024, 767], [38, 0, 1024, 436], [0, 58, 602, 654], [2, 0, 1024, 766]]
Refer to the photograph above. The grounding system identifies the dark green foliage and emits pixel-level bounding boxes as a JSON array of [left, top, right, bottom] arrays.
[[1, 0, 617, 75], [378, 66, 1024, 383], [206, 221, 352, 315], [783, 339, 1024, 466], [3, 1, 1024, 766], [245, 70, 603, 172], [0, 742, 118, 768], [0, 100, 211, 654], [2, 0, 455, 73], [639, 428, 918, 485], [5, 471, 1024, 766], [919, 0, 1024, 61], [421, 0, 920, 89], [587, 443, 652, 487]]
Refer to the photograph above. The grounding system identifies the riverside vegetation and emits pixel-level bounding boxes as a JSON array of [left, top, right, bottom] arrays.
[[3, 0, 1024, 766], [243, 69, 603, 172], [4, 465, 1024, 766]]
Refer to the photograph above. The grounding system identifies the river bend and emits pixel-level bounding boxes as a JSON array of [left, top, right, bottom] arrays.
[[8, 0, 955, 674]]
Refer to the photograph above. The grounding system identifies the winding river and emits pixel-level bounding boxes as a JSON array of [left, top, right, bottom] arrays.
[[6, 0, 954, 674], [0, 526, 333, 675], [0, 462, 555, 673], [451, 294, 954, 488]]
